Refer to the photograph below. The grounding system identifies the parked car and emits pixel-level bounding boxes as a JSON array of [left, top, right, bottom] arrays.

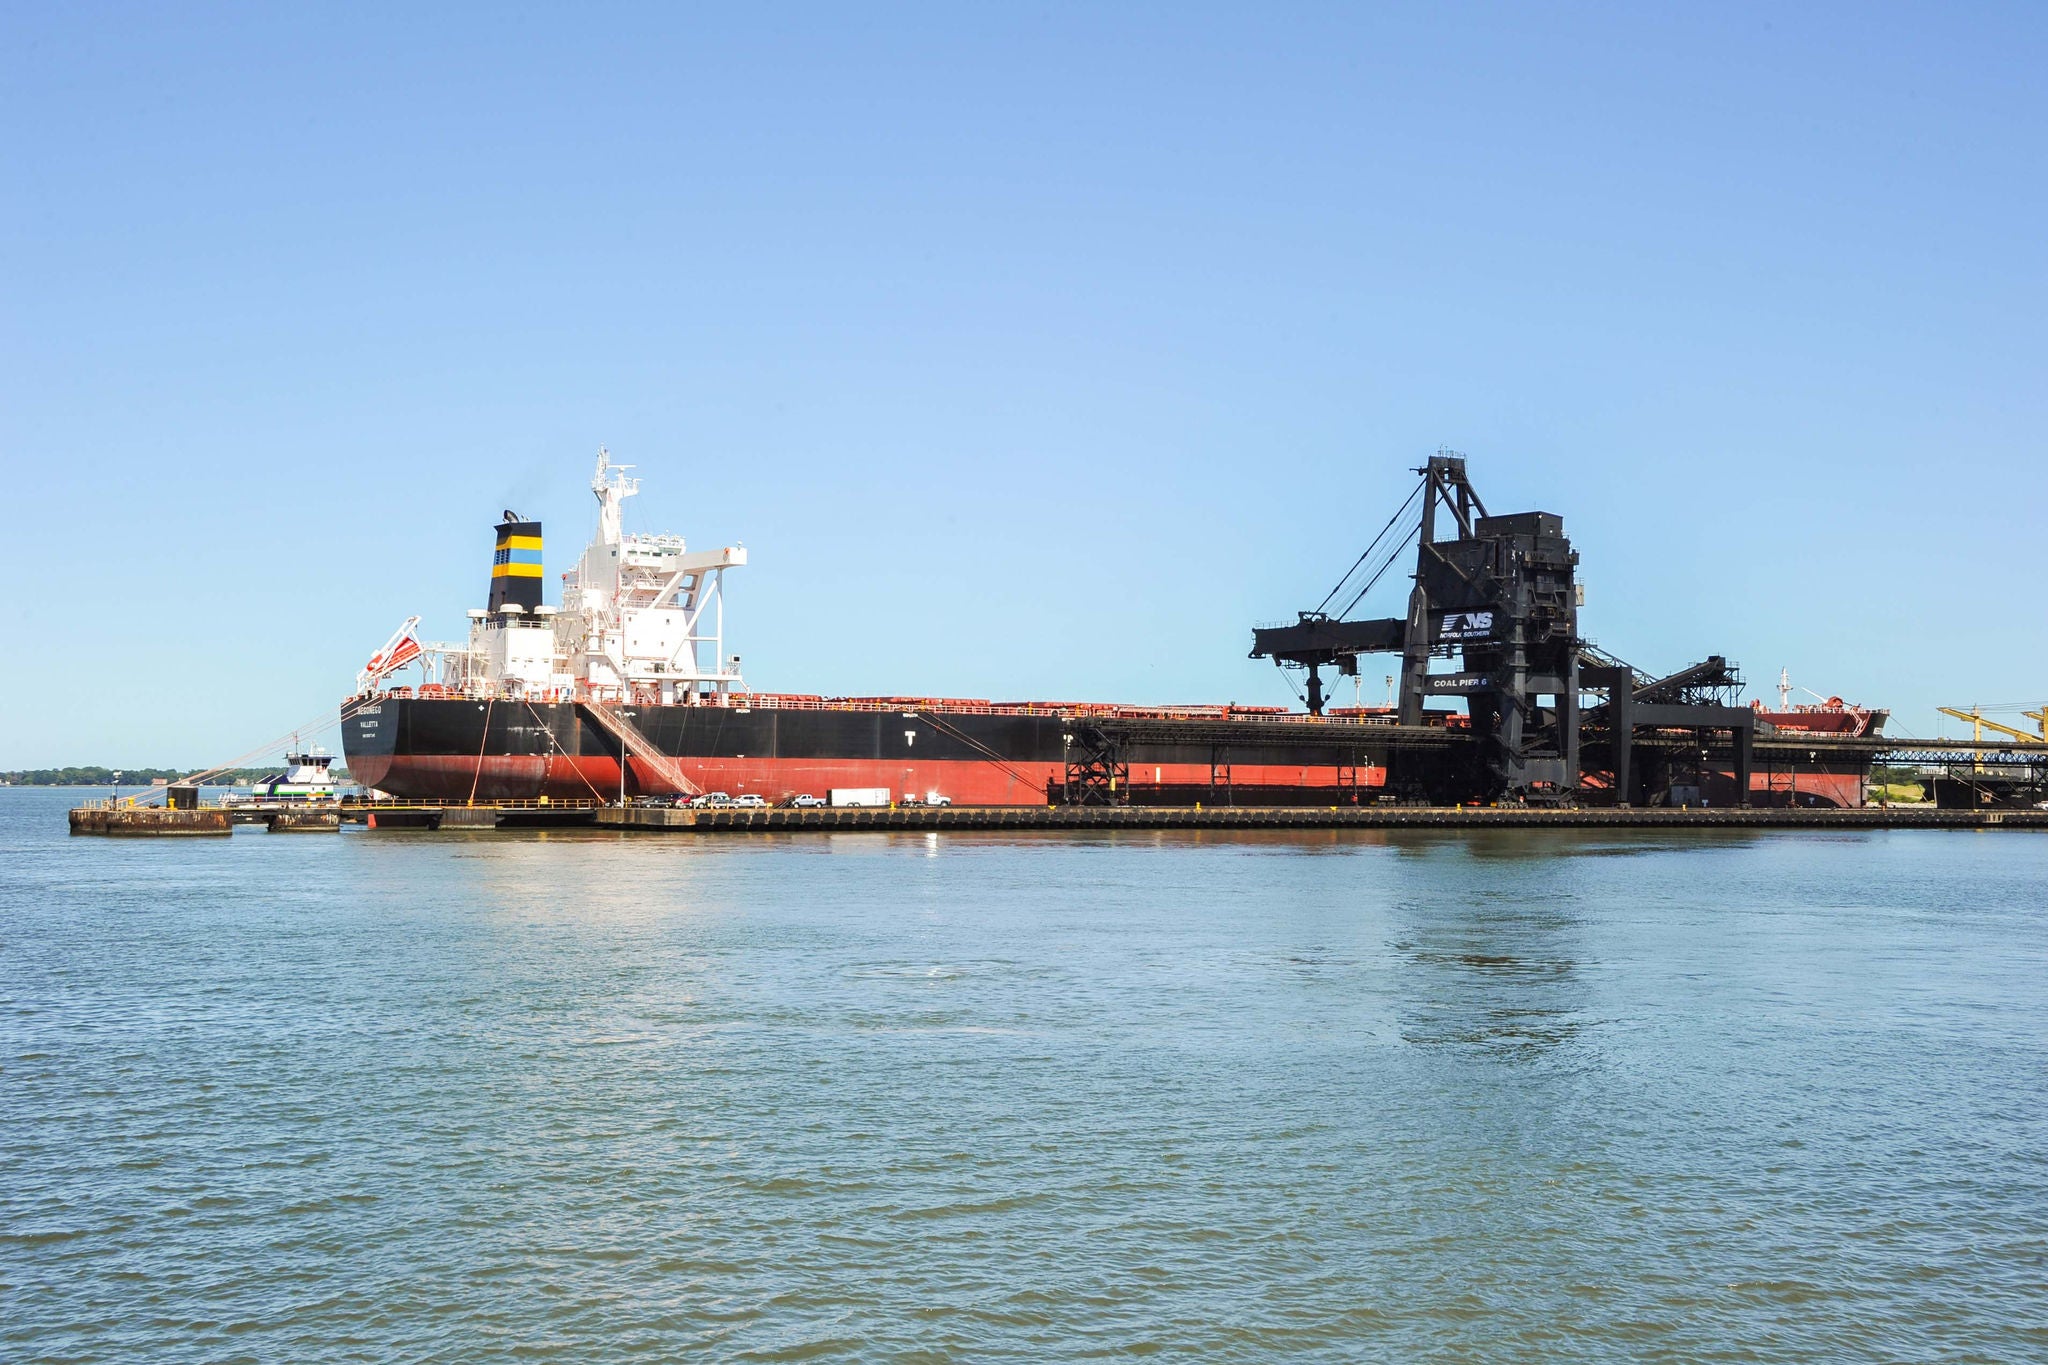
[[689, 791, 733, 809], [785, 794, 824, 808], [925, 793, 953, 807], [733, 794, 768, 809]]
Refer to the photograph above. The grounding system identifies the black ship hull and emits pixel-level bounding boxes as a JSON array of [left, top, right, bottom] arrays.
[[339, 697, 1452, 805]]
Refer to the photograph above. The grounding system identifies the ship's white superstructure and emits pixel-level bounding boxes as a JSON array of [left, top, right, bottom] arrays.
[[357, 449, 746, 704], [553, 451, 747, 703]]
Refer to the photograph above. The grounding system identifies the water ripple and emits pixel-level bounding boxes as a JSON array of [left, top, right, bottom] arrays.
[[3, 794, 2045, 1360]]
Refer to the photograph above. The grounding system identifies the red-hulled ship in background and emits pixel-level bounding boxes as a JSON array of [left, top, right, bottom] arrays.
[[1753, 669, 1890, 738]]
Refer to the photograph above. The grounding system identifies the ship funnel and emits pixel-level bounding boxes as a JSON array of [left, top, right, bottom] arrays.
[[488, 516, 543, 613]]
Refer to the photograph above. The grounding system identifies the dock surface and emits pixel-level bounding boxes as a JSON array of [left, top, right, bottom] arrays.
[[70, 800, 2047, 836], [597, 804, 2048, 833]]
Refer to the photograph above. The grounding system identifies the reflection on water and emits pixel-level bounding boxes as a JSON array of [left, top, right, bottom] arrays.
[[1398, 941, 1587, 1055], [4, 789, 2046, 1362], [1376, 839, 1596, 1055]]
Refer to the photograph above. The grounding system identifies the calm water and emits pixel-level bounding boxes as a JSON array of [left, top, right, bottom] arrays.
[[3, 789, 2045, 1361]]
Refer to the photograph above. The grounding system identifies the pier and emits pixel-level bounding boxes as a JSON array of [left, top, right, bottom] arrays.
[[597, 804, 2047, 833], [68, 804, 233, 836], [67, 734, 2048, 838], [72, 795, 2048, 837]]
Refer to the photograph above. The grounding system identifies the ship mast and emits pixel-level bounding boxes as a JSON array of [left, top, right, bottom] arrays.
[[592, 446, 636, 549]]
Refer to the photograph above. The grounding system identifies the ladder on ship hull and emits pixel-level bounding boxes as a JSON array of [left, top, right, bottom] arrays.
[[580, 701, 702, 799]]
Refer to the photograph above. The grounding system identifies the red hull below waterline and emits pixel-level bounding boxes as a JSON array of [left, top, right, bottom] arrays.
[[348, 752, 1392, 806]]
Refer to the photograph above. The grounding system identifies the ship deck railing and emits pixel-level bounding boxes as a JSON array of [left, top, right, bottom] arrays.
[[359, 686, 1457, 729], [339, 796, 606, 811]]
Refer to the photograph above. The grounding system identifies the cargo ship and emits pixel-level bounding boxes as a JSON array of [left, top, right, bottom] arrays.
[[340, 453, 1413, 806], [341, 451, 1881, 809], [1752, 669, 1889, 738]]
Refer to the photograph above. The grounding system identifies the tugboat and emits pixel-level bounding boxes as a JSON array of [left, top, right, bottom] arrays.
[[237, 747, 344, 803]]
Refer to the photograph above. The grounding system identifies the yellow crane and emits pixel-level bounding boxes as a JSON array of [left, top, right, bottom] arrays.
[[1936, 705, 2048, 774], [1936, 705, 2047, 744]]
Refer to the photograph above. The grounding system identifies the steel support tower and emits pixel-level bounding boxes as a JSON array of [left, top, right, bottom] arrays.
[[1251, 454, 1584, 796]]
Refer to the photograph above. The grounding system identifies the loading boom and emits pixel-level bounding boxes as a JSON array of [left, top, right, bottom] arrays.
[[1253, 452, 1753, 804]]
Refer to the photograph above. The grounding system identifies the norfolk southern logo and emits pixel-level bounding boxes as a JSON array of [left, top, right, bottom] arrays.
[[1437, 610, 1495, 642]]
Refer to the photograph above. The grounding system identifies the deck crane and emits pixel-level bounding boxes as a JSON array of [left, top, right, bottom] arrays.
[[357, 615, 425, 693]]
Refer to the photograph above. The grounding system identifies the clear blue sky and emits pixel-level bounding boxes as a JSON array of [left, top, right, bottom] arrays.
[[3, 3, 2043, 767]]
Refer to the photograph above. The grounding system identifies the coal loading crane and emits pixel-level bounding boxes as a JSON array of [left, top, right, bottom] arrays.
[[1252, 452, 1755, 804], [1251, 453, 1581, 797]]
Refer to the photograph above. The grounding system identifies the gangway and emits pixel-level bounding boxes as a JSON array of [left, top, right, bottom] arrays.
[[581, 701, 702, 798]]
